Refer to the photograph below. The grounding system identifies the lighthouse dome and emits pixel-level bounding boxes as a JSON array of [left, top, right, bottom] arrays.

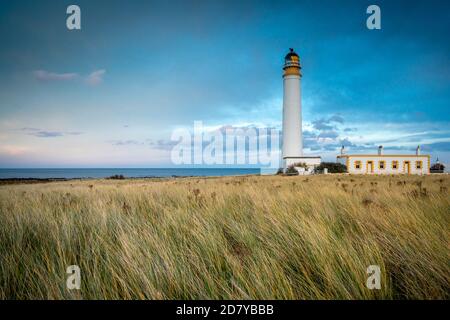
[[285, 48, 299, 60], [283, 48, 301, 72]]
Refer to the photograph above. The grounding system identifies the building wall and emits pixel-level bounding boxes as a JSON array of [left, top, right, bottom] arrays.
[[284, 157, 321, 168], [337, 155, 430, 175]]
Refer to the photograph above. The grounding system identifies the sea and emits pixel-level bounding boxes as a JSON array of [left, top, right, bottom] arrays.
[[0, 168, 264, 179]]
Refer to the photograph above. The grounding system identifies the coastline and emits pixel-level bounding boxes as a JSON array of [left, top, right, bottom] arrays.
[[0, 173, 263, 185], [0, 168, 263, 181]]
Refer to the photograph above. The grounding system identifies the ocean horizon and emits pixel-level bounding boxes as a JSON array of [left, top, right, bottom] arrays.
[[0, 168, 264, 179]]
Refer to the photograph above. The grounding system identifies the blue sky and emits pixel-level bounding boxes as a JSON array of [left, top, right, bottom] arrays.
[[0, 0, 449, 168]]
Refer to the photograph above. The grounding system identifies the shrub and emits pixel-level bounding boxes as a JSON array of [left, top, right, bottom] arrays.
[[431, 163, 445, 172], [108, 174, 125, 180], [292, 162, 308, 168], [315, 162, 347, 173], [285, 165, 299, 175]]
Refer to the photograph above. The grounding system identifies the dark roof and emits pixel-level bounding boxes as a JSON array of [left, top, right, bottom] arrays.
[[285, 48, 299, 60]]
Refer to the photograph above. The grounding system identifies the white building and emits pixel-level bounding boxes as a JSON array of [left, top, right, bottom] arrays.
[[282, 48, 321, 173], [337, 145, 430, 175]]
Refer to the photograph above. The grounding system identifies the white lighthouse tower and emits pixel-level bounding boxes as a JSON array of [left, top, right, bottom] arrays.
[[282, 48, 321, 172]]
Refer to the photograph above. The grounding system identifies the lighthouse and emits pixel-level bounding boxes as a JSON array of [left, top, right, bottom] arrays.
[[282, 48, 303, 161], [282, 48, 321, 172]]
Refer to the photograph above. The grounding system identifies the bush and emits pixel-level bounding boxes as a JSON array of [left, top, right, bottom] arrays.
[[431, 163, 445, 171], [315, 162, 347, 173], [292, 162, 308, 168], [276, 168, 284, 175], [285, 165, 299, 175], [108, 174, 125, 180]]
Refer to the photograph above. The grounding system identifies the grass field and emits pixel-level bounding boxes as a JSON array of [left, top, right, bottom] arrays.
[[0, 174, 449, 299]]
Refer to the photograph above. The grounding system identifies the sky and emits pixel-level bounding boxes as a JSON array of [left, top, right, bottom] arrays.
[[0, 0, 449, 168]]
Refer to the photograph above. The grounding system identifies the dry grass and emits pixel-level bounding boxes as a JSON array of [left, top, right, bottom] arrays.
[[0, 174, 449, 299]]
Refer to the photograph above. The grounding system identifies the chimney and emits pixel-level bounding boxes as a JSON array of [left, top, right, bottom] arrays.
[[341, 145, 345, 155], [416, 145, 420, 155], [378, 145, 383, 155]]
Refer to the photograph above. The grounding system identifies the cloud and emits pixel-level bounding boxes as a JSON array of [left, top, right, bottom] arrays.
[[148, 139, 182, 151], [32, 131, 64, 138], [328, 115, 344, 123], [0, 145, 30, 156], [109, 138, 176, 150], [20, 128, 83, 138], [421, 141, 450, 152], [318, 130, 339, 139], [311, 114, 345, 131], [33, 69, 105, 86], [20, 127, 41, 132], [110, 140, 143, 146], [110, 124, 279, 153], [312, 119, 334, 131], [33, 70, 78, 81], [85, 69, 106, 86], [304, 132, 378, 153], [340, 138, 356, 147], [303, 113, 381, 153], [66, 131, 83, 135]]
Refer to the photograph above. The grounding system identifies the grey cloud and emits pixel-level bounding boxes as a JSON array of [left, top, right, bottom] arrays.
[[318, 130, 339, 139], [421, 141, 450, 152], [85, 69, 106, 86], [110, 140, 144, 146], [148, 139, 179, 150], [146, 124, 280, 152], [303, 125, 379, 153], [312, 114, 346, 131], [312, 119, 334, 131], [340, 138, 355, 147], [33, 69, 105, 85], [303, 114, 359, 151], [33, 70, 78, 81], [32, 131, 64, 138], [328, 115, 344, 123], [20, 128, 84, 138], [303, 130, 317, 138], [20, 127, 40, 132]]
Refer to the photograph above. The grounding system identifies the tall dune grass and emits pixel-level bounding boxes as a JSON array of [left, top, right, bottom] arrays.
[[0, 174, 449, 299]]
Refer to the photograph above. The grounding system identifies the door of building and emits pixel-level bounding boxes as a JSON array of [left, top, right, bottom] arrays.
[[367, 161, 374, 174], [404, 161, 411, 174]]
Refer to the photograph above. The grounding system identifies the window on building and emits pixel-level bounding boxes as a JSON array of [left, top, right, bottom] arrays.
[[379, 161, 385, 169], [392, 161, 398, 169], [416, 161, 422, 169], [355, 161, 361, 169]]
